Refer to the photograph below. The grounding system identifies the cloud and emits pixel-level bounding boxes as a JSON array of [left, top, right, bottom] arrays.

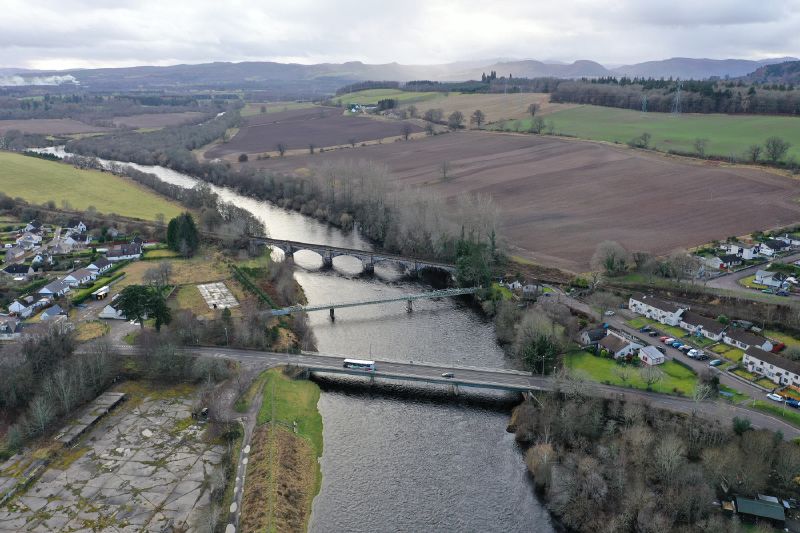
[[1, 0, 798, 69], [0, 74, 79, 86]]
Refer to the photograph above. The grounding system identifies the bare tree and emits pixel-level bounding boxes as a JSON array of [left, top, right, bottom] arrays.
[[401, 123, 413, 141], [308, 144, 315, 154], [27, 395, 54, 436], [745, 144, 762, 163], [529, 116, 545, 134], [407, 105, 417, 118], [613, 364, 633, 384], [470, 109, 486, 127], [639, 365, 664, 390], [527, 103, 541, 117], [765, 136, 790, 163], [425, 122, 435, 136], [348, 138, 356, 148], [276, 142, 286, 157], [447, 111, 464, 130], [591, 241, 630, 275], [694, 138, 709, 158], [440, 161, 451, 181]]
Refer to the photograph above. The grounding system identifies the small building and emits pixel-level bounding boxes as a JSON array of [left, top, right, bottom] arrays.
[[0, 317, 22, 340], [107, 243, 142, 262], [2, 263, 34, 278], [8, 300, 32, 318], [639, 345, 665, 366], [505, 280, 522, 291], [67, 220, 87, 233], [24, 220, 42, 232], [628, 294, 687, 326], [62, 268, 97, 287], [91, 285, 110, 300], [718, 254, 742, 269], [98, 303, 125, 320], [743, 346, 800, 386], [40, 304, 65, 321], [755, 270, 789, 289], [87, 257, 112, 274], [724, 328, 774, 352], [777, 234, 800, 247], [701, 256, 724, 270], [580, 327, 608, 347], [598, 331, 643, 359], [5, 246, 25, 262], [735, 496, 785, 527], [679, 311, 727, 341], [39, 280, 71, 297]]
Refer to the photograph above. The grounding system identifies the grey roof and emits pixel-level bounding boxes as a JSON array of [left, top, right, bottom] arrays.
[[632, 293, 685, 314], [719, 254, 741, 263], [639, 345, 663, 359], [599, 335, 628, 353], [42, 304, 64, 317], [89, 257, 111, 269], [736, 496, 785, 521], [726, 328, 769, 347], [582, 328, 607, 342], [3, 263, 31, 274], [745, 346, 800, 376], [680, 311, 727, 335], [108, 243, 141, 257], [65, 268, 94, 280], [41, 280, 69, 293], [765, 239, 790, 250], [0, 317, 20, 332]]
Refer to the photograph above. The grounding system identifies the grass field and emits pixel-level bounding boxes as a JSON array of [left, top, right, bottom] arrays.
[[565, 351, 697, 395], [0, 151, 182, 220], [540, 105, 800, 160], [332, 88, 439, 106], [241, 101, 316, 116], [712, 343, 745, 362], [739, 275, 767, 289], [765, 330, 800, 349]]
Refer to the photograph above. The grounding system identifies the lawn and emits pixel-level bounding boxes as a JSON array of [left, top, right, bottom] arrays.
[[256, 368, 323, 456], [116, 250, 229, 289], [0, 151, 183, 221], [142, 248, 181, 260], [332, 88, 440, 106], [756, 378, 778, 390], [626, 317, 654, 329], [739, 275, 767, 290], [712, 343, 745, 362], [74, 320, 110, 342], [527, 105, 800, 161], [765, 330, 800, 349], [241, 101, 316, 116], [752, 400, 800, 428], [565, 352, 698, 395], [733, 368, 758, 381]]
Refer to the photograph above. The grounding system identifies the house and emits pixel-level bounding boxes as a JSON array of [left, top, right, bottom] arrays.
[[639, 346, 665, 366], [724, 328, 774, 352], [16, 233, 42, 250], [51, 241, 73, 255], [5, 246, 25, 262], [87, 257, 112, 274], [107, 243, 142, 261], [723, 242, 759, 260], [0, 317, 21, 340], [580, 327, 608, 347], [735, 496, 785, 527], [107, 228, 121, 239], [718, 254, 742, 269], [67, 220, 87, 233], [777, 234, 800, 247], [40, 304, 65, 321], [24, 220, 42, 232], [628, 294, 687, 326], [742, 346, 800, 386], [131, 236, 144, 246], [70, 233, 92, 246], [754, 270, 789, 289], [98, 303, 126, 320], [2, 263, 34, 278], [598, 331, 643, 359], [679, 311, 727, 341], [505, 280, 522, 291], [8, 300, 32, 318], [522, 284, 540, 298], [39, 280, 71, 297], [701, 256, 724, 270], [757, 239, 790, 257], [62, 268, 97, 287]]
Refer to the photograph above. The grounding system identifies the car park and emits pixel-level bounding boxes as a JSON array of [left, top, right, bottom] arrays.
[[767, 393, 785, 402], [709, 359, 723, 367]]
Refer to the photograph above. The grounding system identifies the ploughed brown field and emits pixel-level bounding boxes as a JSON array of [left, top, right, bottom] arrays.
[[204, 106, 423, 158], [247, 131, 800, 271], [0, 118, 110, 135], [111, 111, 207, 128]]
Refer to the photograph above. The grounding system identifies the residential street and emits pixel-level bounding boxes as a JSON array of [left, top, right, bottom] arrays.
[[705, 251, 800, 298]]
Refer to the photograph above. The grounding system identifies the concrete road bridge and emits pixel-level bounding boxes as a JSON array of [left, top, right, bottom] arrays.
[[250, 236, 456, 275]]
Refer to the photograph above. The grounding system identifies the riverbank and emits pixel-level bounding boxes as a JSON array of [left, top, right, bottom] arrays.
[[240, 367, 323, 532]]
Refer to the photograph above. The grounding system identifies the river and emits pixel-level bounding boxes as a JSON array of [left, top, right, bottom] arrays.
[[42, 147, 554, 532]]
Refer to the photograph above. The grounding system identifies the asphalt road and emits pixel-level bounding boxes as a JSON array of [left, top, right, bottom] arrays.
[[705, 252, 800, 298], [107, 344, 798, 439]]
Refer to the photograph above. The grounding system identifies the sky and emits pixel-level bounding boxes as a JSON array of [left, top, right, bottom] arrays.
[[0, 0, 798, 70]]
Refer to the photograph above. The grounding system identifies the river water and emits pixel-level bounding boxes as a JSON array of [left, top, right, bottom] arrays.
[[43, 148, 553, 532]]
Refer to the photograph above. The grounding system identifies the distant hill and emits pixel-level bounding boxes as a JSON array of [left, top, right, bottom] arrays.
[[743, 60, 800, 84], [446, 59, 612, 80], [612, 57, 797, 79]]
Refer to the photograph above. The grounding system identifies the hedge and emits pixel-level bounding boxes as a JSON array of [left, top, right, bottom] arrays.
[[230, 265, 275, 308], [71, 271, 126, 304]]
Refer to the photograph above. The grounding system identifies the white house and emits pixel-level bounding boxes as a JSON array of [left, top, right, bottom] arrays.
[[639, 346, 665, 366], [98, 304, 126, 320], [39, 280, 71, 297], [67, 220, 87, 233], [40, 304, 65, 321], [778, 234, 800, 247], [742, 346, 800, 387], [580, 327, 608, 347], [724, 329, 774, 352], [107, 243, 142, 261], [757, 239, 790, 257], [723, 242, 759, 260], [62, 268, 97, 287], [679, 311, 728, 341], [755, 270, 789, 289], [628, 294, 687, 326], [87, 257, 112, 274], [505, 280, 522, 290], [0, 317, 21, 340], [701, 256, 724, 270], [24, 220, 42, 233], [8, 300, 32, 318], [598, 330, 643, 359]]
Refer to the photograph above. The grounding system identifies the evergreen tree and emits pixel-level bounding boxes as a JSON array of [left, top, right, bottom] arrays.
[[166, 212, 199, 257]]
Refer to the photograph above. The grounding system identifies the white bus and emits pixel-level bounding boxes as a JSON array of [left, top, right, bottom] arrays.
[[343, 359, 376, 371]]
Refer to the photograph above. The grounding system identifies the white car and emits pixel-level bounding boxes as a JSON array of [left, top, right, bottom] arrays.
[[604, 310, 615, 316], [687, 349, 699, 358], [767, 393, 785, 403]]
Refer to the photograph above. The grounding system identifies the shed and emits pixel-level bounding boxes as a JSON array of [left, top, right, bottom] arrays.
[[735, 496, 785, 526]]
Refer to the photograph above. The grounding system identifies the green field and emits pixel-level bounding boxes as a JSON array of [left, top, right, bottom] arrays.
[[765, 330, 800, 349], [241, 101, 316, 117], [0, 151, 183, 220], [565, 351, 698, 395], [332, 88, 440, 106], [507, 105, 800, 161]]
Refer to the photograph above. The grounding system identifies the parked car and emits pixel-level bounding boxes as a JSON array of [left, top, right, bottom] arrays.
[[648, 331, 659, 337], [767, 393, 785, 402], [687, 349, 699, 358], [639, 326, 652, 333], [709, 359, 724, 367], [441, 372, 454, 378], [604, 310, 615, 316], [777, 290, 790, 297], [679, 345, 692, 353], [772, 343, 787, 353], [786, 399, 800, 409], [659, 336, 670, 342], [696, 352, 710, 361], [655, 346, 666, 354], [663, 337, 675, 344], [671, 341, 684, 348], [762, 288, 775, 294]]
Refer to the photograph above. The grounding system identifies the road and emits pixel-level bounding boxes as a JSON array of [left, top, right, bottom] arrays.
[[101, 344, 800, 439], [705, 252, 800, 298]]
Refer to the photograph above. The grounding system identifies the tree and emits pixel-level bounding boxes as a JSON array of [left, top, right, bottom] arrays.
[[143, 261, 172, 288], [348, 138, 357, 147], [455, 240, 491, 288], [276, 142, 286, 157], [309, 144, 315, 154], [639, 365, 664, 390], [401, 123, 413, 140], [613, 364, 633, 384], [149, 290, 172, 332], [529, 116, 545, 134], [591, 240, 629, 275], [423, 108, 443, 123], [745, 144, 762, 163], [447, 111, 464, 130], [732, 417, 751, 435], [764, 136, 790, 163], [694, 138, 708, 158], [238, 153, 248, 162], [470, 109, 486, 127], [116, 285, 152, 329], [166, 212, 199, 257], [424, 122, 435, 136], [527, 103, 541, 117], [515, 310, 562, 374], [440, 160, 451, 181], [407, 105, 417, 118]]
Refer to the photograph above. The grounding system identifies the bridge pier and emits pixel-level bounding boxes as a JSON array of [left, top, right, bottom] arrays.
[[321, 252, 333, 270], [362, 260, 375, 275], [329, 308, 335, 321], [284, 246, 294, 259], [406, 300, 413, 313]]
